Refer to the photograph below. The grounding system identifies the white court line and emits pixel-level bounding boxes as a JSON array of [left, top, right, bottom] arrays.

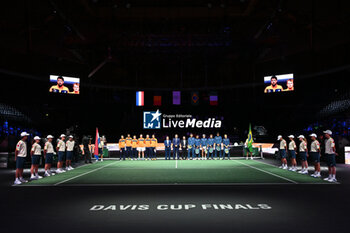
[[54, 161, 120, 186], [234, 160, 298, 184]]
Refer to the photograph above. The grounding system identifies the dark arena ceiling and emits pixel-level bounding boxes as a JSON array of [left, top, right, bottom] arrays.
[[1, 0, 350, 136], [1, 0, 350, 88]]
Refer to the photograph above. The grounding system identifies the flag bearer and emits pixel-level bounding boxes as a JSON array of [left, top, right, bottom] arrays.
[[309, 134, 321, 178], [14, 132, 30, 185], [44, 135, 55, 176], [66, 135, 75, 169], [288, 135, 297, 171], [30, 136, 43, 180], [278, 135, 288, 169], [323, 130, 337, 182], [223, 134, 230, 160], [245, 126, 254, 160], [56, 134, 66, 173], [297, 135, 308, 174]]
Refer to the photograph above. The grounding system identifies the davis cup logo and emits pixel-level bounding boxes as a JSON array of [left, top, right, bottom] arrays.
[[143, 110, 162, 129]]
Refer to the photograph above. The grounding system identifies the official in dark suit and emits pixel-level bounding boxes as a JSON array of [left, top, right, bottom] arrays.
[[164, 136, 172, 160], [172, 134, 180, 160]]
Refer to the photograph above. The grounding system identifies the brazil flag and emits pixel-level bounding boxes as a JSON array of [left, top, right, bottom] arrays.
[[247, 124, 254, 152]]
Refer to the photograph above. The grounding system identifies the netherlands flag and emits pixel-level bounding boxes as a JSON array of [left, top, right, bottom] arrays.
[[136, 91, 144, 106]]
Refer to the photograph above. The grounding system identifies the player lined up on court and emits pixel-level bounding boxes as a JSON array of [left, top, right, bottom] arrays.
[[277, 130, 337, 182], [119, 134, 158, 160], [117, 133, 231, 161]]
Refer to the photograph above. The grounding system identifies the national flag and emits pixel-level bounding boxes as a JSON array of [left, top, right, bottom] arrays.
[[191, 92, 199, 105], [153, 95, 162, 106], [94, 128, 100, 156], [247, 124, 254, 152], [136, 91, 144, 106], [209, 94, 218, 106], [94, 128, 100, 161], [173, 91, 181, 105]]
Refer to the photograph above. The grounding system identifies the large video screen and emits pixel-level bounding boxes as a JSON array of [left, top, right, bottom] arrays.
[[264, 73, 294, 93], [49, 75, 80, 94]]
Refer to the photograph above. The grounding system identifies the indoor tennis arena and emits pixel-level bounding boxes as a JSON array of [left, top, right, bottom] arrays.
[[1, 1, 350, 233]]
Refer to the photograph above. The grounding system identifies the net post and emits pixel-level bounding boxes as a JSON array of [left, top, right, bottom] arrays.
[[260, 145, 264, 159]]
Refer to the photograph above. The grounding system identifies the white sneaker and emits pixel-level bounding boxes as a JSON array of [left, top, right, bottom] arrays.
[[30, 175, 38, 180], [246, 157, 248, 160], [328, 178, 337, 182], [302, 170, 308, 174], [101, 159, 104, 161], [279, 165, 284, 168], [56, 169, 63, 174], [44, 172, 51, 177], [298, 170, 304, 173], [14, 179, 22, 185], [250, 157, 253, 160], [69, 166, 74, 170], [283, 166, 288, 170], [324, 177, 331, 181], [19, 177, 28, 183], [288, 167, 293, 171], [292, 168, 297, 172], [36, 175, 43, 179]]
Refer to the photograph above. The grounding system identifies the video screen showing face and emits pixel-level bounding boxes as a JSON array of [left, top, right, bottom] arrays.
[[49, 75, 80, 94], [264, 73, 294, 93]]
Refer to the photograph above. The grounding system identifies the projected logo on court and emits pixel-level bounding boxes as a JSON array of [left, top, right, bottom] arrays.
[[143, 110, 162, 129]]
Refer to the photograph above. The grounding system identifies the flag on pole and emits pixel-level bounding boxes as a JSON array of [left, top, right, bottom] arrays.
[[136, 91, 144, 106], [153, 95, 162, 106], [191, 92, 199, 105], [209, 95, 218, 105], [173, 91, 181, 105], [94, 127, 100, 161], [247, 124, 254, 152]]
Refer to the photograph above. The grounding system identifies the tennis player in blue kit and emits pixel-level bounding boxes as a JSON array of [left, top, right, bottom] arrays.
[[200, 134, 208, 160], [214, 132, 222, 159], [207, 134, 215, 160], [194, 135, 201, 160], [223, 134, 230, 160], [187, 133, 195, 160]]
